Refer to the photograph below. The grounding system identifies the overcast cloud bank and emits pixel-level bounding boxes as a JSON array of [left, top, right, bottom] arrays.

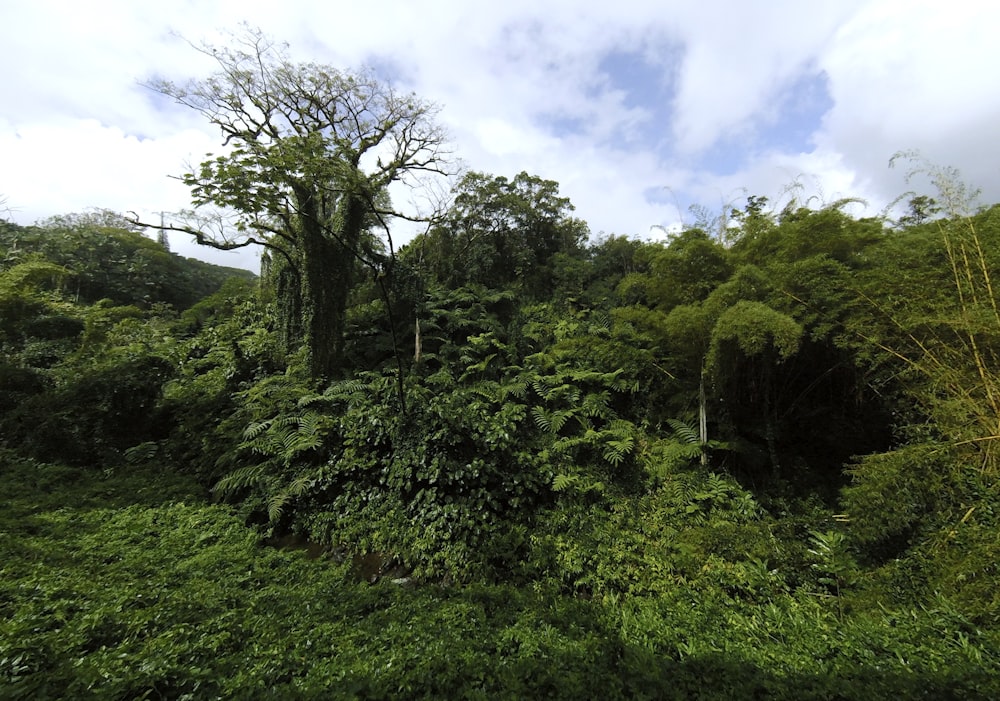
[[2, 0, 998, 270]]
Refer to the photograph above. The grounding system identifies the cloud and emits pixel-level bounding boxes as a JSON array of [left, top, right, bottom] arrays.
[[814, 0, 1000, 207], [668, 2, 865, 155], [1, 1, 998, 271]]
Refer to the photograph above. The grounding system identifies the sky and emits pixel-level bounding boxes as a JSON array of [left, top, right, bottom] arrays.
[[2, 0, 998, 271]]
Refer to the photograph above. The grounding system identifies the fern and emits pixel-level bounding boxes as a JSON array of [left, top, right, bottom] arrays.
[[503, 376, 529, 400], [297, 392, 334, 408], [667, 418, 701, 446], [532, 406, 551, 432], [296, 411, 325, 439], [550, 409, 574, 433], [242, 419, 274, 441], [266, 492, 292, 524], [580, 391, 611, 418], [551, 434, 590, 455], [532, 406, 575, 434], [265, 473, 317, 525], [322, 377, 374, 406], [214, 464, 270, 498], [665, 472, 699, 505], [552, 473, 579, 491], [603, 438, 633, 466], [124, 441, 159, 465], [552, 472, 606, 495], [469, 381, 503, 403]]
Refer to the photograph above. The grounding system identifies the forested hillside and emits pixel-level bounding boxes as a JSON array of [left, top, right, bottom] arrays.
[[2, 30, 999, 699]]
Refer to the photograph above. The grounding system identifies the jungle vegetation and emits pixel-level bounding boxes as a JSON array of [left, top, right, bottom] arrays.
[[2, 29, 1000, 699]]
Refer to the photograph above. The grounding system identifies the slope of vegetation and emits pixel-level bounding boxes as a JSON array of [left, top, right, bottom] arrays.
[[3, 30, 1000, 698]]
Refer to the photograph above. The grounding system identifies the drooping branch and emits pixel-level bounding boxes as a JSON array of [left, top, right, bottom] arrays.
[[127, 210, 297, 272]]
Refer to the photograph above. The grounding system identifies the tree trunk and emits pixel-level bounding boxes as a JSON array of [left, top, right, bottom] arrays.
[[699, 365, 708, 467], [414, 317, 422, 363], [762, 365, 781, 480], [299, 193, 366, 380]]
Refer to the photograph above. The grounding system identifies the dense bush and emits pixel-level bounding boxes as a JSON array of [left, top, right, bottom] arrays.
[[1, 355, 173, 464]]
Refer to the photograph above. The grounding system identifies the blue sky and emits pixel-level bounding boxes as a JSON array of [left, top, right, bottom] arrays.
[[2, 0, 998, 271]]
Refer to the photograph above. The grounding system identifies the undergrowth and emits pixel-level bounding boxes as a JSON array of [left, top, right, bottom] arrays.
[[2, 453, 999, 699]]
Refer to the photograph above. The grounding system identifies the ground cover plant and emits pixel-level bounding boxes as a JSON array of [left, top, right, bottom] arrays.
[[2, 455, 999, 699]]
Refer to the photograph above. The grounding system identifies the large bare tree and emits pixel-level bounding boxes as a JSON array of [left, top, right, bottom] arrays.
[[144, 27, 452, 379]]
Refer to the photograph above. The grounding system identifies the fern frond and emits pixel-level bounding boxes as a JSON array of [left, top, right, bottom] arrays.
[[297, 411, 325, 438], [608, 419, 638, 437], [469, 381, 503, 402], [214, 464, 270, 497], [552, 436, 588, 454], [280, 430, 303, 458], [504, 378, 529, 399], [298, 393, 332, 408], [461, 352, 497, 375], [242, 419, 274, 441], [531, 377, 552, 399], [549, 409, 573, 434], [667, 418, 701, 445], [286, 474, 315, 497], [532, 407, 552, 432], [552, 473, 579, 491], [580, 391, 611, 418], [322, 378, 371, 402], [267, 492, 291, 524], [590, 312, 612, 333], [603, 437, 635, 466]]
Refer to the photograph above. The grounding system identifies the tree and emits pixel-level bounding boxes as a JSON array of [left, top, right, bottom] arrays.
[[708, 300, 803, 478], [646, 228, 731, 312], [144, 27, 452, 379], [414, 172, 588, 299]]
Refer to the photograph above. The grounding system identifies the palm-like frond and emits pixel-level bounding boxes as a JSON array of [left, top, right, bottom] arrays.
[[667, 418, 701, 446], [214, 463, 270, 497]]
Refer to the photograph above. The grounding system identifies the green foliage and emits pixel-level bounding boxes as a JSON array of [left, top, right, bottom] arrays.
[[709, 300, 803, 364], [529, 468, 773, 598], [646, 228, 732, 312], [842, 443, 952, 547], [151, 28, 449, 378], [10, 128, 1000, 697], [0, 217, 253, 310], [415, 171, 588, 300], [0, 258, 68, 298], [157, 284, 283, 479], [642, 419, 731, 483], [852, 205, 1000, 472], [5, 388, 1000, 700], [807, 529, 858, 618], [0, 227, 261, 471], [213, 375, 336, 524], [582, 234, 661, 307], [0, 258, 80, 376], [1, 354, 173, 465], [208, 366, 545, 579]]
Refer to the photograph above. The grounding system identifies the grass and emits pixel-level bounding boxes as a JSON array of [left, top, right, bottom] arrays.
[[2, 453, 999, 699]]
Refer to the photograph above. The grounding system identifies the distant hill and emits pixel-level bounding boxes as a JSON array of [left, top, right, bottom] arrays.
[[0, 218, 257, 310]]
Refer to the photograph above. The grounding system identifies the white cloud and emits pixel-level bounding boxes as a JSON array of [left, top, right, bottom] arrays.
[[2, 1, 998, 271], [814, 0, 1000, 206]]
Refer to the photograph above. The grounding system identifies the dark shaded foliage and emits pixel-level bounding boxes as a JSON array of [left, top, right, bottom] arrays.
[[1, 356, 173, 464]]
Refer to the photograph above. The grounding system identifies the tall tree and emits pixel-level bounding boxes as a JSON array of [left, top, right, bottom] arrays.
[[144, 27, 452, 379], [415, 172, 588, 299]]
